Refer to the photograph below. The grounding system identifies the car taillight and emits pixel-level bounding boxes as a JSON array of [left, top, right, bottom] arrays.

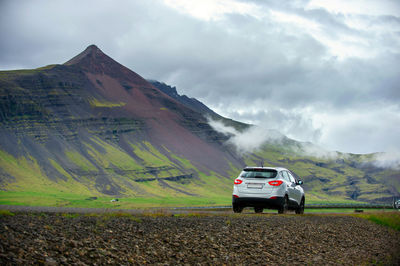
[[234, 179, 243, 185], [233, 195, 239, 198], [268, 180, 283, 186]]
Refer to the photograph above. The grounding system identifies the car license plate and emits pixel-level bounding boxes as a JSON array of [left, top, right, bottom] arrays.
[[247, 183, 263, 189]]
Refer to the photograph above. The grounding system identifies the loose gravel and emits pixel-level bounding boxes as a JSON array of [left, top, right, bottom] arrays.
[[1, 212, 399, 265]]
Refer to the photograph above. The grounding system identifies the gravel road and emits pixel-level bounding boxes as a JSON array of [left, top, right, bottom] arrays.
[[1, 211, 399, 265]]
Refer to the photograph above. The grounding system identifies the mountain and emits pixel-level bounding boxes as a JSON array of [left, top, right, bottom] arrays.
[[0, 45, 399, 207], [0, 45, 244, 204]]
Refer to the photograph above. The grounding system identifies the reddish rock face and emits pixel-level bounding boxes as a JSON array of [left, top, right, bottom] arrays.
[[64, 45, 242, 174], [65, 45, 150, 88]]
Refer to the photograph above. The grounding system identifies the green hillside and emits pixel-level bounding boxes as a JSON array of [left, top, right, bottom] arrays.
[[0, 136, 237, 208], [1, 134, 398, 208]]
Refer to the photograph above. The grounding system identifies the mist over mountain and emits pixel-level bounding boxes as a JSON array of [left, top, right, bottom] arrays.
[[0, 45, 398, 205]]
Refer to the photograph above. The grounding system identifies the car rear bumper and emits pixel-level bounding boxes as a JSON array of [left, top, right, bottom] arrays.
[[232, 196, 285, 209]]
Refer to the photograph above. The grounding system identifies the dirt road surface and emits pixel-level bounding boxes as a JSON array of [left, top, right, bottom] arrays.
[[1, 209, 399, 265]]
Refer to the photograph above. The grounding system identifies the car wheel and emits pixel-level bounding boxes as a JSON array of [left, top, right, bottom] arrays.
[[295, 198, 305, 214], [233, 204, 243, 213], [254, 207, 263, 213], [278, 195, 288, 214]]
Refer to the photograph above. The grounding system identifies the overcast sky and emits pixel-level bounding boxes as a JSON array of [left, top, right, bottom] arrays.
[[1, 0, 399, 155]]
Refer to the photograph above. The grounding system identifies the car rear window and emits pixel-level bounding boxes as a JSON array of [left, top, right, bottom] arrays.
[[240, 169, 277, 178]]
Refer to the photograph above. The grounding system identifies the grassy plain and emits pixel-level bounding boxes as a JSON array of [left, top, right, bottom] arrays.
[[0, 191, 232, 208], [354, 212, 400, 231]]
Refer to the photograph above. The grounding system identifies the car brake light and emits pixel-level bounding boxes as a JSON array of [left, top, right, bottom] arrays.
[[270, 196, 277, 199], [268, 180, 283, 186], [233, 195, 239, 198], [234, 179, 243, 185]]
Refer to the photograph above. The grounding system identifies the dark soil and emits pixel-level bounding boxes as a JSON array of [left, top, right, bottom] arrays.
[[1, 213, 399, 265]]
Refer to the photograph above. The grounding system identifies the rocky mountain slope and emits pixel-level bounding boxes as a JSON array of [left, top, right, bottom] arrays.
[[0, 45, 399, 206]]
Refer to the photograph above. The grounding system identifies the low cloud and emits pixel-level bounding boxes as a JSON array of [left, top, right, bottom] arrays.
[[371, 151, 400, 170], [208, 116, 330, 157], [209, 116, 400, 169], [207, 118, 239, 136], [207, 116, 283, 154], [291, 142, 343, 160], [228, 126, 284, 154]]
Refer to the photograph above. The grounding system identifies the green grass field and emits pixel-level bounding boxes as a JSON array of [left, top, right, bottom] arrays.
[[1, 189, 388, 209], [354, 212, 400, 231], [0, 191, 233, 208]]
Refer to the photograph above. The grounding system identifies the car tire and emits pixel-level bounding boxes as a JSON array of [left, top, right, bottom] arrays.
[[295, 198, 305, 214], [254, 207, 263, 213], [233, 204, 243, 213], [278, 195, 288, 214]]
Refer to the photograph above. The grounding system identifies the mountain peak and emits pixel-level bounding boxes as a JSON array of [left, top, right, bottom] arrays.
[[83, 44, 103, 55], [64, 44, 106, 67], [63, 44, 146, 84], [63, 44, 155, 88], [87, 44, 100, 50]]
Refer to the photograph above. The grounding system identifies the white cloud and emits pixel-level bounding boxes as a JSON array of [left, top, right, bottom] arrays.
[[163, 0, 262, 21], [208, 116, 400, 170], [207, 117, 284, 154], [207, 117, 239, 136], [313, 104, 400, 154], [207, 116, 342, 160], [307, 0, 400, 16], [372, 151, 400, 170]]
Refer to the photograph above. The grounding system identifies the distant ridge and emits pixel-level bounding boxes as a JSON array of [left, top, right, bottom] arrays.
[[149, 80, 250, 132]]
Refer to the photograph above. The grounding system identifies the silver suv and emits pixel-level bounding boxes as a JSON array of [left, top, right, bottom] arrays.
[[232, 167, 305, 214]]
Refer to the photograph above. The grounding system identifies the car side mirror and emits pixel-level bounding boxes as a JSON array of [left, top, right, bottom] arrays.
[[297, 180, 303, 185]]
